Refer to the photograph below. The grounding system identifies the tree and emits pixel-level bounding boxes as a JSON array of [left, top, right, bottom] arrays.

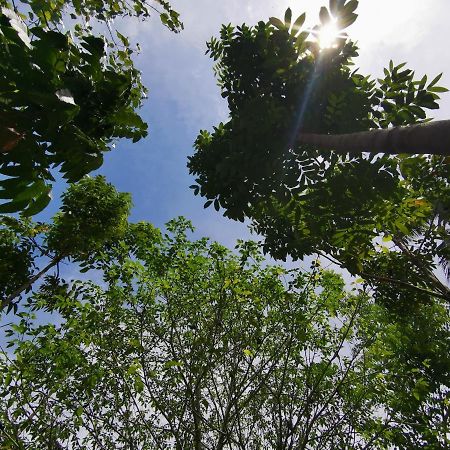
[[188, 0, 450, 305], [1, 175, 131, 312], [0, 0, 181, 215], [1, 218, 448, 448]]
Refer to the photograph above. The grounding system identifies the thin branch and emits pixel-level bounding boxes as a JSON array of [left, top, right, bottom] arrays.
[[360, 271, 450, 302], [317, 250, 450, 301], [393, 236, 450, 297], [2, 253, 65, 311]]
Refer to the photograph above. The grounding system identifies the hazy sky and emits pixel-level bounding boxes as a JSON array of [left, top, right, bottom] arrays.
[[44, 0, 450, 249]]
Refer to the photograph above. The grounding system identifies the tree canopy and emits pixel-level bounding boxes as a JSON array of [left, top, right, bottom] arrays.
[[188, 0, 450, 305], [0, 0, 181, 215], [0, 1, 449, 449], [1, 175, 131, 312], [1, 216, 449, 448]]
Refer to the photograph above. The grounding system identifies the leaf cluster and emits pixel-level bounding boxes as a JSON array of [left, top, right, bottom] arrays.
[[0, 216, 35, 303], [0, 0, 181, 214], [189, 3, 379, 221], [0, 176, 131, 310], [46, 175, 132, 258]]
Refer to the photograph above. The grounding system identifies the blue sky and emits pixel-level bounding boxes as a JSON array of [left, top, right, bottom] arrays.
[[38, 0, 450, 251]]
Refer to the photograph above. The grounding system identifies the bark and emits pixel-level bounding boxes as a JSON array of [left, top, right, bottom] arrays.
[[192, 382, 203, 450], [297, 120, 450, 156]]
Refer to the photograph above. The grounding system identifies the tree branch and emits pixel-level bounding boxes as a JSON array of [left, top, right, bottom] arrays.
[[1, 254, 65, 311], [360, 271, 450, 302], [298, 120, 450, 156]]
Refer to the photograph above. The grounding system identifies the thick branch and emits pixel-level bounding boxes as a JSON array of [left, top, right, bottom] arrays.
[[298, 120, 450, 156]]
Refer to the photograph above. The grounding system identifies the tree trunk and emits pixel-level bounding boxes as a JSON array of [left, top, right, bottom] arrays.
[[192, 382, 203, 450], [297, 120, 450, 156]]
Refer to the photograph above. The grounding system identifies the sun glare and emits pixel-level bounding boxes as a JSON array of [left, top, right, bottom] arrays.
[[318, 20, 340, 49]]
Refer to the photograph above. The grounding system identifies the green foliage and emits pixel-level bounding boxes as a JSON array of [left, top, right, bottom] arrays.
[[360, 299, 450, 449], [0, 217, 35, 304], [0, 0, 181, 214], [189, 4, 446, 222], [1, 176, 131, 309], [188, 0, 450, 305], [2, 0, 183, 31], [1, 219, 448, 448], [47, 176, 131, 258]]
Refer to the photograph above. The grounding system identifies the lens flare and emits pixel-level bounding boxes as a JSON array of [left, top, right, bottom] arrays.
[[318, 20, 340, 49]]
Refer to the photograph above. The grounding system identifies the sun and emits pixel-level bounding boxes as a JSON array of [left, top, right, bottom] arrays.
[[318, 19, 340, 49]]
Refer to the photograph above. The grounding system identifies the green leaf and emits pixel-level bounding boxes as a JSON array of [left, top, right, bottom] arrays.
[[291, 13, 306, 36], [164, 360, 182, 368], [409, 105, 426, 119], [22, 189, 52, 216], [189, 185, 200, 196], [0, 199, 29, 213], [418, 74, 427, 90], [394, 220, 409, 235], [269, 17, 286, 30], [81, 36, 105, 57], [428, 86, 448, 93], [0, 165, 27, 177], [116, 31, 129, 46], [329, 0, 338, 15], [296, 31, 310, 49], [394, 62, 407, 71], [397, 109, 415, 123], [0, 190, 14, 200], [319, 7, 331, 25], [134, 378, 144, 393], [338, 12, 357, 29], [428, 73, 442, 87], [343, 0, 359, 14], [160, 12, 169, 25], [14, 180, 47, 202], [284, 8, 292, 28]]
